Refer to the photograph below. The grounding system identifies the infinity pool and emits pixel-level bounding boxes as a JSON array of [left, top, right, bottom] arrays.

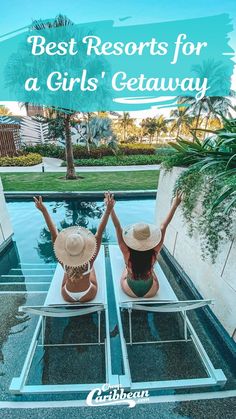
[[6, 198, 156, 264]]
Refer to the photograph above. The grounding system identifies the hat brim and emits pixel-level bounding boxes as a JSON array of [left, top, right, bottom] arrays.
[[122, 223, 162, 251], [54, 226, 97, 267]]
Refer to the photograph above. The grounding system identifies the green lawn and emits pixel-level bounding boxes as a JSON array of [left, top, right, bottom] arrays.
[[0, 170, 159, 192]]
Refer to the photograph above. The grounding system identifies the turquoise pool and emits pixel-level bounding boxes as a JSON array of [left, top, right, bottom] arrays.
[[6, 198, 156, 264]]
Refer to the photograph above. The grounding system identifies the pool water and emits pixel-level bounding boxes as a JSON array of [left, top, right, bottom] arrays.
[[6, 198, 156, 264]]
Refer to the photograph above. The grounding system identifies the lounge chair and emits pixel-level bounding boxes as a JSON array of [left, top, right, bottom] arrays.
[[10, 246, 113, 394], [109, 244, 227, 390]]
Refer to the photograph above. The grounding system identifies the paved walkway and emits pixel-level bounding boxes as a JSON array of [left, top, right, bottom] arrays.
[[0, 157, 160, 173], [0, 395, 236, 418]]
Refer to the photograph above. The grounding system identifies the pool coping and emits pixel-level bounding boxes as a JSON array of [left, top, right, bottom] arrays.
[[0, 389, 236, 409], [4, 190, 157, 199], [161, 246, 236, 361]]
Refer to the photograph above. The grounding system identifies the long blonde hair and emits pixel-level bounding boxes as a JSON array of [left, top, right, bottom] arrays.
[[65, 264, 89, 281]]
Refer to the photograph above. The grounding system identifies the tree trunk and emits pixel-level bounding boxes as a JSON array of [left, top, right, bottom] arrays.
[[123, 124, 126, 143], [177, 124, 181, 138], [203, 112, 211, 139], [195, 104, 202, 129], [25, 102, 29, 116], [86, 113, 91, 154], [64, 114, 77, 180]]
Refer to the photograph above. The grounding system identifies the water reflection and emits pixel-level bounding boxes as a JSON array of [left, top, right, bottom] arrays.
[[36, 200, 105, 263], [6, 198, 156, 264]]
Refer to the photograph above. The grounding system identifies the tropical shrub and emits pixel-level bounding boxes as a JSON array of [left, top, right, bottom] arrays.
[[0, 153, 42, 166], [73, 145, 115, 159], [23, 144, 65, 159], [120, 144, 156, 155], [162, 116, 236, 262], [155, 147, 175, 159]]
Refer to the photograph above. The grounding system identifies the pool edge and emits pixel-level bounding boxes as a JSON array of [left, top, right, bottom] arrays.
[[4, 190, 157, 199]]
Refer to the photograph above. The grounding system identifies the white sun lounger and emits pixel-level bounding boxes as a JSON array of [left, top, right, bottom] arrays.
[[109, 245, 227, 390], [19, 246, 106, 344], [10, 246, 113, 394]]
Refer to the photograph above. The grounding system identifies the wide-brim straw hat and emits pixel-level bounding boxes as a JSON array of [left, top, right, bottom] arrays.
[[54, 226, 97, 267], [122, 223, 162, 251]]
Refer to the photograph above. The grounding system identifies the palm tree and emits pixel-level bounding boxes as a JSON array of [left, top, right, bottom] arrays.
[[141, 117, 158, 143], [0, 105, 12, 115], [192, 59, 230, 99], [7, 14, 111, 178], [140, 116, 166, 143], [201, 97, 231, 137], [169, 106, 191, 137], [119, 112, 134, 142], [7, 15, 77, 179], [31, 15, 77, 179], [182, 96, 231, 133], [182, 60, 233, 132], [155, 115, 168, 142]]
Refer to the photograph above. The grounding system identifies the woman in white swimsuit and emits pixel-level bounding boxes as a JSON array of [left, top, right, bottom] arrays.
[[34, 195, 115, 303]]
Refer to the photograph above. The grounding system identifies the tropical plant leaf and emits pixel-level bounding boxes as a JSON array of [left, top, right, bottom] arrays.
[[226, 153, 236, 168], [211, 186, 235, 210], [213, 168, 236, 179], [224, 195, 236, 214], [168, 142, 186, 152]]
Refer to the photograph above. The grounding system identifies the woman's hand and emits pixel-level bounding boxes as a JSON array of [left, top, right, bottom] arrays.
[[104, 191, 115, 213], [172, 190, 183, 207], [33, 196, 46, 213]]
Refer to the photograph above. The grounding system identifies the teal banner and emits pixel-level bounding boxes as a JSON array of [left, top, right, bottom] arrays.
[[0, 14, 234, 111]]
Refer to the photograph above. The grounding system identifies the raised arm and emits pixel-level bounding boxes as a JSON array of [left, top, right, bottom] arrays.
[[109, 199, 129, 255], [33, 196, 58, 244], [154, 190, 182, 253], [95, 193, 115, 253]]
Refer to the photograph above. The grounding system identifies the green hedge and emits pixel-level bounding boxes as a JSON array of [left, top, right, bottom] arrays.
[[23, 144, 65, 159], [119, 144, 155, 155], [155, 147, 176, 157], [61, 154, 163, 167], [23, 143, 156, 159], [0, 153, 42, 167]]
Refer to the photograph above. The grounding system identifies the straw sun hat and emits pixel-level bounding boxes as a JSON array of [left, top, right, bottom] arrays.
[[54, 226, 97, 267], [122, 223, 162, 251]]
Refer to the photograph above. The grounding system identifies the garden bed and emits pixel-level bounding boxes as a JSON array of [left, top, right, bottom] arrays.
[[23, 143, 158, 159], [0, 153, 42, 166]]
